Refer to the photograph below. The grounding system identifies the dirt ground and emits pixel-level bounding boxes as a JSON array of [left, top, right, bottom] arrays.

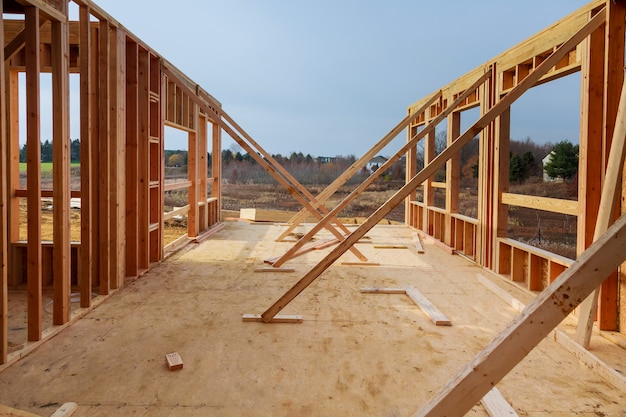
[[1, 221, 625, 416]]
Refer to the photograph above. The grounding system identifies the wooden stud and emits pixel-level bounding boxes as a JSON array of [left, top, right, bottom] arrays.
[[51, 17, 71, 325], [25, 6, 42, 341], [89, 25, 100, 290], [137, 47, 150, 271], [109, 26, 126, 289], [125, 39, 139, 277], [0, 0, 7, 365], [79, 4, 93, 307], [444, 111, 460, 247], [187, 109, 199, 238], [197, 113, 208, 230], [98, 19, 110, 295]]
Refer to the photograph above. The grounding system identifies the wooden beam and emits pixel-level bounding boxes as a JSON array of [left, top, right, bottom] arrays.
[[15, 0, 67, 22], [25, 6, 42, 341], [51, 17, 70, 325], [79, 4, 93, 308], [501, 193, 579, 216], [49, 402, 78, 417], [259, 9, 607, 323], [125, 39, 139, 278], [413, 210, 626, 417], [4, 17, 48, 63], [188, 117, 200, 237]]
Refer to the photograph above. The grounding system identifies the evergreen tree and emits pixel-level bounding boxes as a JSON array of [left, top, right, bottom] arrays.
[[544, 141, 579, 180]]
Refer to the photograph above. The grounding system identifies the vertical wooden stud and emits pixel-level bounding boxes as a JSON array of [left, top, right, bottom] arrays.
[[405, 123, 418, 225], [98, 20, 110, 295], [445, 112, 460, 246], [188, 106, 199, 238], [0, 0, 8, 364], [125, 40, 139, 277], [211, 120, 221, 222], [79, 5, 93, 308], [197, 113, 208, 230], [51, 17, 71, 325], [25, 6, 42, 341], [137, 47, 149, 271]]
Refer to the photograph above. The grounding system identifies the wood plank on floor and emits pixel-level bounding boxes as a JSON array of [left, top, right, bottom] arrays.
[[405, 287, 451, 326], [481, 387, 519, 416]]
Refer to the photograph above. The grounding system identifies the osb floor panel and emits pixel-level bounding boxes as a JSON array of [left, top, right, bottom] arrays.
[[0, 221, 624, 417]]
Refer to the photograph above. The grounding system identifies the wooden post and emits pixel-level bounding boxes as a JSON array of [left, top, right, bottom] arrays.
[[211, 120, 221, 221], [444, 111, 460, 247], [79, 4, 93, 308], [137, 47, 149, 271], [494, 106, 511, 272], [125, 39, 139, 277], [0, 0, 7, 365], [89, 25, 100, 291], [259, 10, 606, 321], [98, 19, 110, 295], [25, 6, 42, 341], [423, 109, 435, 235], [109, 27, 126, 288], [51, 16, 71, 325], [197, 113, 208, 229], [188, 105, 199, 237], [405, 121, 418, 225]]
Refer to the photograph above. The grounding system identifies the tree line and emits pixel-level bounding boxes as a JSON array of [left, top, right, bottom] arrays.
[[20, 135, 579, 184], [19, 139, 81, 163]]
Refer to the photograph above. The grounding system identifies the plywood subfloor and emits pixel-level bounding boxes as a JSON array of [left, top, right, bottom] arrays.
[[0, 222, 624, 416]]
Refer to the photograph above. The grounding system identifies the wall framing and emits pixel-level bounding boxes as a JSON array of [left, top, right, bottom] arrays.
[[0, 0, 224, 365]]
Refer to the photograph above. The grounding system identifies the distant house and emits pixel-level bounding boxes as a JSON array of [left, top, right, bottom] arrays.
[[367, 155, 388, 172], [317, 156, 336, 164], [542, 152, 557, 182]]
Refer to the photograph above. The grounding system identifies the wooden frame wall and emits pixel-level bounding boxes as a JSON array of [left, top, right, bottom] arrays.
[[0, 0, 225, 365], [404, 0, 624, 335]]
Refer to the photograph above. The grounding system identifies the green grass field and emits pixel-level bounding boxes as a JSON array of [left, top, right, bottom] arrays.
[[19, 162, 80, 173]]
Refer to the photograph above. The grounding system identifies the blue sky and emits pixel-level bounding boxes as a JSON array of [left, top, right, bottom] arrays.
[[93, 0, 590, 157]]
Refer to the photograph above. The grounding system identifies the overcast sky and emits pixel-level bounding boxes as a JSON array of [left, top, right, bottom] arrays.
[[92, 0, 590, 157]]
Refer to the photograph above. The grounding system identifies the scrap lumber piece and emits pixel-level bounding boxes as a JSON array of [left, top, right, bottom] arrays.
[[254, 268, 295, 273], [165, 352, 183, 371], [242, 314, 302, 323], [49, 403, 78, 417], [0, 404, 41, 417], [360, 287, 406, 294], [340, 262, 380, 266], [405, 287, 451, 326], [480, 388, 519, 417], [373, 245, 408, 249], [414, 233, 425, 253]]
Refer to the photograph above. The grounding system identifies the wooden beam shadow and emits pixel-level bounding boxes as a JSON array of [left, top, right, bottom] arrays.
[[360, 287, 451, 326]]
